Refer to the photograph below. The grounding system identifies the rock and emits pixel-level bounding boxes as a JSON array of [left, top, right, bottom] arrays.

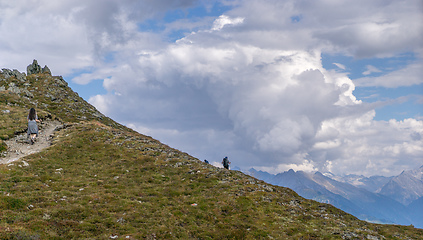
[[366, 235, 380, 240], [54, 76, 67, 86], [262, 185, 274, 192], [1, 68, 26, 82], [1, 68, 13, 78], [27, 59, 42, 75], [342, 231, 359, 239], [92, 111, 104, 119], [13, 69, 26, 81], [22, 89, 34, 98], [117, 217, 125, 224], [25, 60, 51, 75], [8, 82, 21, 94], [42, 65, 51, 75]]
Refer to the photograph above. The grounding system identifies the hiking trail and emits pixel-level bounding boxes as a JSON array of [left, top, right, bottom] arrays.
[[0, 120, 63, 165]]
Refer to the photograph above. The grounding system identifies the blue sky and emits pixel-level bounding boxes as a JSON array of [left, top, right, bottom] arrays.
[[0, 0, 422, 177], [321, 52, 422, 121]]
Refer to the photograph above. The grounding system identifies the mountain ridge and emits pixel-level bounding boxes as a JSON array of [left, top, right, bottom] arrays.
[[378, 165, 423, 205], [330, 173, 393, 193], [1, 60, 422, 238], [246, 167, 423, 228]]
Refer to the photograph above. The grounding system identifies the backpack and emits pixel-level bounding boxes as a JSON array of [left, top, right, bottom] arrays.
[[222, 157, 229, 166]]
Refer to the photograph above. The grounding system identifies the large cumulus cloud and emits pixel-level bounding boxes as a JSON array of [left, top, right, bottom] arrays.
[[87, 0, 422, 176]]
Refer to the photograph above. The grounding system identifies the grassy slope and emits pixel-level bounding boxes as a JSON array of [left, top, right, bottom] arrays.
[[1, 72, 422, 239]]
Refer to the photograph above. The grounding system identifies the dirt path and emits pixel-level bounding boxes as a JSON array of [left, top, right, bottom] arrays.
[[0, 120, 63, 165]]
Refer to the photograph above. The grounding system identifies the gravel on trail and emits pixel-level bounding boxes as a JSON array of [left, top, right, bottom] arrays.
[[0, 120, 63, 165]]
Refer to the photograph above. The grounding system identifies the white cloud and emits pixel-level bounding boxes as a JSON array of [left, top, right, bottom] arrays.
[[0, 0, 198, 74], [256, 159, 318, 174], [311, 114, 423, 176], [212, 15, 244, 31], [92, 36, 404, 174], [0, 0, 93, 74], [89, 94, 111, 115], [354, 61, 423, 88], [333, 63, 346, 70], [362, 65, 382, 75], [307, 0, 423, 57]]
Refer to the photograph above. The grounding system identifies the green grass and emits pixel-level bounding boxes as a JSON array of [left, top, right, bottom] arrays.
[[0, 103, 50, 139]]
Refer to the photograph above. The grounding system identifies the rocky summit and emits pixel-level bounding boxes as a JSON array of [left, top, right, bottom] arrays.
[[0, 61, 422, 239], [27, 59, 51, 75]]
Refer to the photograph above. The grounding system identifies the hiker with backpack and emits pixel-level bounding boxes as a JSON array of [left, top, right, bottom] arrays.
[[222, 156, 230, 169]]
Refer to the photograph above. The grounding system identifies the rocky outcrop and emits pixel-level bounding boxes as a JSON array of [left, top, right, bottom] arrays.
[[0, 68, 26, 82], [42, 65, 51, 75], [27, 59, 42, 75], [26, 59, 51, 75]]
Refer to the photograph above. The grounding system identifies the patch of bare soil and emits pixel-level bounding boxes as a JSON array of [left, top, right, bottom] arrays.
[[0, 120, 63, 165]]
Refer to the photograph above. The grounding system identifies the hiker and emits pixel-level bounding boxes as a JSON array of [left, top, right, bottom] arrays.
[[27, 108, 41, 145], [222, 156, 230, 169], [204, 159, 209, 164]]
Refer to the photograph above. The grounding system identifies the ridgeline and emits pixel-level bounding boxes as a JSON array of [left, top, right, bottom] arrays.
[[0, 60, 422, 239]]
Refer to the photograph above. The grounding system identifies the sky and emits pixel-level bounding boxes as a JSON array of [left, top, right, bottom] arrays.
[[0, 0, 422, 177]]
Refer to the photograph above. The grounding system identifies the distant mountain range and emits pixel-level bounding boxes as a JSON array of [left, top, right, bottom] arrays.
[[245, 165, 423, 228], [378, 167, 423, 205]]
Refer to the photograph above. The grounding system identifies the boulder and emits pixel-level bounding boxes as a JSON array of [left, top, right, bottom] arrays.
[[42, 65, 51, 75], [27, 59, 42, 75]]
